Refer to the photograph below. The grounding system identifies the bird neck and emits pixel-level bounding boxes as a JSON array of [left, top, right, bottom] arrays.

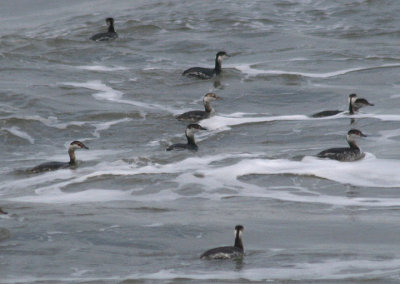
[[108, 23, 115, 33], [204, 100, 213, 113], [347, 139, 359, 150], [185, 132, 196, 146], [234, 231, 243, 250], [68, 148, 76, 165], [348, 101, 354, 114], [215, 57, 222, 74]]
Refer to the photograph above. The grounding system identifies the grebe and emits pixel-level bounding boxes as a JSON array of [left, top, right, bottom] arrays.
[[176, 93, 220, 122], [166, 124, 206, 151], [182, 51, 229, 79], [200, 225, 244, 260], [317, 129, 367, 161], [90, 18, 118, 41], [348, 93, 374, 114], [0, 208, 7, 215], [30, 141, 89, 173], [312, 93, 374, 117]]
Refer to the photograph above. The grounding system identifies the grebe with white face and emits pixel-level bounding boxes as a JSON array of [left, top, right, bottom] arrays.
[[347, 93, 374, 114], [317, 129, 367, 161], [176, 93, 220, 122], [166, 124, 206, 151], [182, 51, 229, 79], [200, 225, 244, 260], [30, 141, 89, 173], [312, 93, 374, 118], [90, 18, 118, 41]]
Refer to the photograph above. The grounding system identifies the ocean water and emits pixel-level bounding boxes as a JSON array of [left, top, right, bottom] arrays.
[[1, 0, 400, 283]]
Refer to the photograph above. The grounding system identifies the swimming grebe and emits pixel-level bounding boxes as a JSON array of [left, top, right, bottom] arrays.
[[30, 141, 89, 173], [0, 208, 7, 215], [347, 93, 374, 114], [166, 124, 206, 151], [200, 225, 244, 260], [182, 51, 229, 79], [312, 93, 374, 117], [176, 93, 220, 122], [90, 18, 118, 41], [317, 129, 367, 161]]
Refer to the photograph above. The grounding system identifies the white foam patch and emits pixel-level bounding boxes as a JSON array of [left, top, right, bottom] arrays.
[[91, 118, 132, 138], [10, 189, 132, 204], [143, 223, 164, 227], [199, 154, 400, 188], [62, 80, 123, 100], [8, 186, 182, 204], [200, 113, 312, 131], [3, 258, 399, 283], [200, 112, 400, 131], [6, 152, 400, 207], [2, 168, 77, 192], [76, 65, 128, 72], [3, 154, 256, 203], [355, 113, 400, 121], [0, 114, 87, 130], [1, 114, 132, 138], [2, 127, 34, 144], [124, 258, 400, 281], [234, 63, 400, 79], [61, 81, 179, 114]]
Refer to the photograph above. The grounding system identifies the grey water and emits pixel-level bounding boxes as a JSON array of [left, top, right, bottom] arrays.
[[2, 0, 400, 282]]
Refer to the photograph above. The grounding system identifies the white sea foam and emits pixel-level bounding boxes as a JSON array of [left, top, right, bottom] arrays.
[[124, 258, 400, 281], [2, 127, 35, 144], [200, 111, 400, 131], [1, 168, 76, 192], [4, 154, 256, 203], [9, 186, 182, 204], [355, 113, 400, 121], [75, 65, 128, 72], [6, 151, 400, 208], [62, 80, 123, 100], [200, 113, 314, 131], [143, 223, 164, 227], [235, 63, 400, 79], [1, 114, 131, 138], [198, 154, 400, 188], [61, 81, 179, 114], [3, 257, 399, 283], [91, 118, 132, 138], [0, 114, 87, 130], [11, 189, 132, 204]]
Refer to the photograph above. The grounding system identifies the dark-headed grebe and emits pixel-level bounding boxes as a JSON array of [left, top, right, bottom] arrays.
[[0, 208, 7, 215], [176, 93, 220, 122], [166, 124, 206, 151], [312, 93, 374, 118], [348, 93, 374, 114], [200, 225, 244, 260], [90, 18, 118, 41], [317, 129, 367, 161], [182, 51, 229, 79], [30, 141, 89, 173]]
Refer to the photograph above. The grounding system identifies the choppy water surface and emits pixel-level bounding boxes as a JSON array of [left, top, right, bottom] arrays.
[[2, 0, 400, 283]]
